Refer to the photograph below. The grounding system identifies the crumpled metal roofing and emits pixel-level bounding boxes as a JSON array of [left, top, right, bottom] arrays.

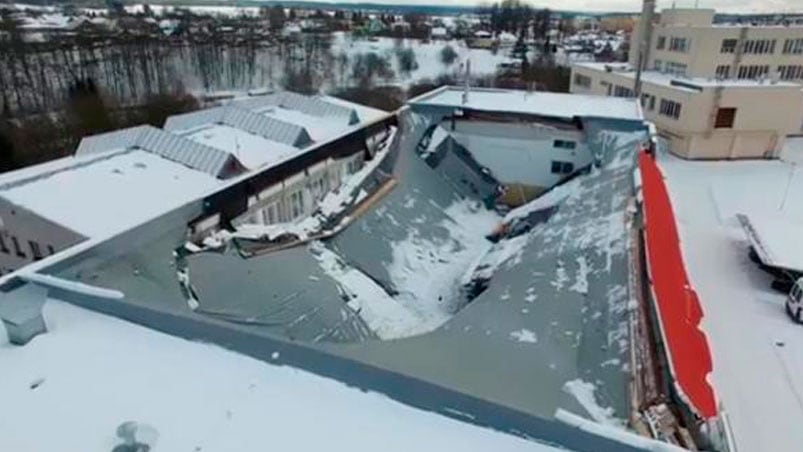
[[76, 125, 243, 179], [233, 91, 360, 125], [164, 106, 313, 148]]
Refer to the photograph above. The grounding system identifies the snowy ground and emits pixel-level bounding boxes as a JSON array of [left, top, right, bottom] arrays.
[[658, 150, 803, 452], [330, 33, 516, 88], [0, 300, 561, 452]]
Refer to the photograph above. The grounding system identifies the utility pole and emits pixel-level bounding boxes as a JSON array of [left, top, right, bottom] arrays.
[[634, 0, 656, 100]]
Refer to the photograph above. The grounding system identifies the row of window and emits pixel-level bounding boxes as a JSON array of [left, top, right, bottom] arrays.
[[742, 39, 776, 55], [0, 233, 55, 262], [253, 156, 361, 226], [656, 36, 691, 53], [659, 99, 682, 120], [721, 38, 803, 55], [643, 95, 735, 128], [782, 38, 803, 55], [737, 64, 770, 79], [714, 64, 803, 80], [613, 85, 634, 97], [779, 65, 803, 80], [551, 160, 574, 175]]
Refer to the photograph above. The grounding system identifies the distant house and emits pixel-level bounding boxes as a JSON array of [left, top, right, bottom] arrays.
[[282, 22, 302, 38], [468, 30, 494, 49], [391, 20, 411, 34], [431, 26, 448, 40]]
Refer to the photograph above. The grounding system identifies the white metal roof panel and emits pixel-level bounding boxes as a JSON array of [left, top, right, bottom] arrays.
[[76, 126, 240, 178]]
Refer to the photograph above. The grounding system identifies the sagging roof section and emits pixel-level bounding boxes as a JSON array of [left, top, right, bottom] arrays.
[[164, 106, 314, 148], [76, 125, 245, 179], [233, 91, 360, 125], [409, 86, 643, 122]]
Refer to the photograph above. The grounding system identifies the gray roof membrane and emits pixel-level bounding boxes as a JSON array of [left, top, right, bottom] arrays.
[[44, 108, 648, 446], [322, 120, 646, 421], [75, 125, 243, 178]]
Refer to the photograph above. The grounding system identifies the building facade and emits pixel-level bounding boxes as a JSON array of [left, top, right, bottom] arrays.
[[571, 62, 803, 159], [630, 9, 803, 82], [570, 8, 803, 160]]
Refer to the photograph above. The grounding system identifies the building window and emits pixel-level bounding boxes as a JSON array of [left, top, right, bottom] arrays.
[[263, 201, 281, 224], [613, 85, 634, 97], [668, 37, 689, 52], [656, 36, 666, 50], [783, 38, 803, 55], [742, 39, 776, 55], [641, 93, 657, 111], [665, 61, 688, 76], [715, 108, 737, 128], [573, 73, 592, 88], [553, 139, 577, 149], [11, 236, 25, 258], [653, 59, 663, 71], [721, 39, 737, 53], [551, 161, 574, 175], [28, 240, 43, 261], [737, 64, 770, 79], [778, 65, 803, 80], [289, 191, 304, 219], [346, 158, 361, 175], [659, 99, 682, 120], [0, 233, 8, 254], [715, 65, 731, 79]]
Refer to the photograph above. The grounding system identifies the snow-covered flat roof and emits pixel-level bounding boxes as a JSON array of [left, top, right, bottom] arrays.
[[0, 150, 220, 238], [184, 124, 300, 170], [658, 150, 803, 452], [410, 86, 642, 121], [575, 62, 803, 89], [0, 300, 559, 452]]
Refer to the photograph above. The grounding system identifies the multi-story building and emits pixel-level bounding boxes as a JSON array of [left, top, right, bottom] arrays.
[[570, 8, 803, 160]]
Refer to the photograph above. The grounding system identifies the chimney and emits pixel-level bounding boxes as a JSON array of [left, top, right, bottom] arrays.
[[462, 59, 471, 105], [634, 0, 656, 99]]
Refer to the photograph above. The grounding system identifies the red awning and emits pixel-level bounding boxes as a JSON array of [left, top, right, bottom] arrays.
[[639, 152, 717, 419]]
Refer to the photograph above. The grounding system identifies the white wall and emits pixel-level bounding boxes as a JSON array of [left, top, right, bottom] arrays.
[[0, 198, 86, 274], [449, 120, 592, 189]]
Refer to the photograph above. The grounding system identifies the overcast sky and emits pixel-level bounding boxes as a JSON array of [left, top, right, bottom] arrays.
[[318, 0, 803, 14]]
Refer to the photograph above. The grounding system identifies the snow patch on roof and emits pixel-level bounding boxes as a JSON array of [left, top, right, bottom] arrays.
[[384, 198, 499, 327], [563, 379, 625, 427], [185, 124, 299, 170], [0, 300, 556, 452], [0, 150, 220, 237]]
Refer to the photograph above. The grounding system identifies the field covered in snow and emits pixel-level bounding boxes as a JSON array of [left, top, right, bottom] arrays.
[[0, 300, 561, 452], [330, 33, 516, 88], [658, 149, 803, 452]]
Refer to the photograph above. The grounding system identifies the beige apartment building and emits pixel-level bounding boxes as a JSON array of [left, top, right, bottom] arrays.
[[570, 8, 803, 159]]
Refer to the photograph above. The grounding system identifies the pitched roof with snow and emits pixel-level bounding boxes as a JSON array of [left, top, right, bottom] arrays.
[[164, 106, 313, 148], [232, 91, 360, 125], [76, 125, 245, 179]]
